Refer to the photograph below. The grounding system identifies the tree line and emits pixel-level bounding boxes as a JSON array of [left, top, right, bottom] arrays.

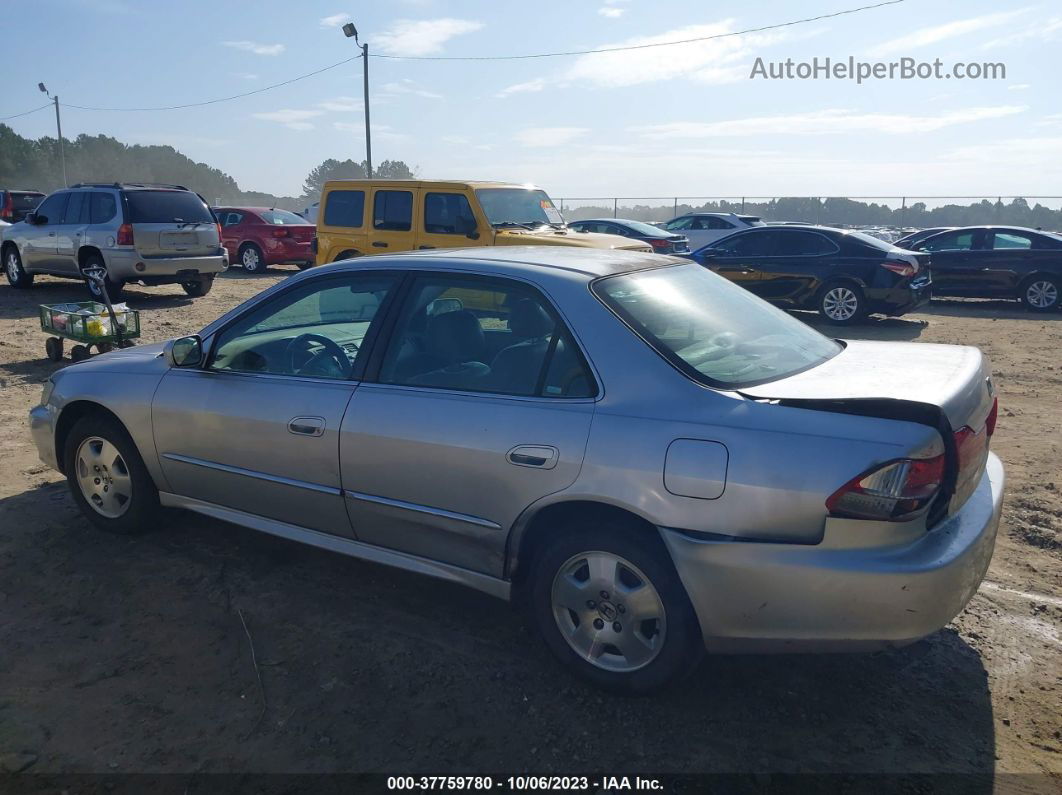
[[0, 124, 414, 211]]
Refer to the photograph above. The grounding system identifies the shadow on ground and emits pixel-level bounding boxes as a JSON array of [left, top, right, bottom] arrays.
[[0, 483, 995, 782]]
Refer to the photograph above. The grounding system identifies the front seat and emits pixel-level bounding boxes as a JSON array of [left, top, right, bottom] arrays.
[[408, 310, 490, 388], [489, 299, 555, 394]]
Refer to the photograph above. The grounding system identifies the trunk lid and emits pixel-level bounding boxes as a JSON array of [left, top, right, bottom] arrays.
[[741, 340, 996, 515]]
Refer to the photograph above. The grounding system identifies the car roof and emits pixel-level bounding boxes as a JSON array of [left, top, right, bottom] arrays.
[[322, 245, 679, 279], [321, 179, 541, 190], [213, 206, 302, 213], [2, 189, 44, 194]]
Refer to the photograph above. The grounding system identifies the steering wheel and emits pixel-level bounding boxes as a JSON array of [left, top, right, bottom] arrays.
[[285, 333, 350, 377], [679, 332, 739, 366]]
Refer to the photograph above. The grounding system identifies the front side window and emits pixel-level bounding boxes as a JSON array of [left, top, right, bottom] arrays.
[[373, 190, 413, 231], [594, 263, 842, 388], [90, 193, 117, 225], [323, 190, 365, 228], [125, 190, 213, 223], [423, 192, 476, 234], [217, 211, 243, 227], [379, 275, 595, 397], [34, 193, 68, 225], [210, 274, 396, 380], [714, 230, 777, 257]]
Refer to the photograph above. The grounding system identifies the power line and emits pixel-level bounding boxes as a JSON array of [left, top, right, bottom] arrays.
[[371, 0, 907, 60], [0, 103, 52, 121], [7, 0, 904, 115], [60, 54, 362, 112]]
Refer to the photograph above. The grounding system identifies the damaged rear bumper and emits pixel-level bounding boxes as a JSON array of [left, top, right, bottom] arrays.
[[661, 452, 1004, 653]]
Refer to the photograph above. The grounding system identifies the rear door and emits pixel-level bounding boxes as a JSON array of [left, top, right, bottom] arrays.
[[916, 229, 985, 295], [54, 191, 89, 275], [20, 192, 67, 271], [368, 187, 417, 254], [340, 271, 598, 577], [984, 229, 1042, 296], [126, 190, 219, 257], [415, 190, 485, 251], [216, 209, 244, 261]]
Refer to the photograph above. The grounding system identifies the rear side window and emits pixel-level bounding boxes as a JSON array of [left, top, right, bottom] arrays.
[[373, 190, 413, 231], [775, 231, 837, 256], [991, 232, 1032, 250], [90, 193, 117, 224], [921, 231, 976, 252], [423, 192, 476, 234], [323, 190, 365, 227], [61, 192, 89, 225], [125, 191, 213, 223]]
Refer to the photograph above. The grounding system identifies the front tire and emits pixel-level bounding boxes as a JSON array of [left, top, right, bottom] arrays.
[[817, 281, 866, 324], [63, 414, 160, 534], [1020, 276, 1060, 312], [182, 274, 214, 297], [4, 247, 34, 288], [239, 244, 266, 273], [527, 522, 703, 693]]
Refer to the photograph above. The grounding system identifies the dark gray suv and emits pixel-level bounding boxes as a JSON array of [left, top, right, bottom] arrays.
[[1, 183, 227, 299]]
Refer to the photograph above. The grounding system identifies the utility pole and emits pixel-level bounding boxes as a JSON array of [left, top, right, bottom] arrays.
[[342, 23, 372, 178], [38, 83, 67, 186]]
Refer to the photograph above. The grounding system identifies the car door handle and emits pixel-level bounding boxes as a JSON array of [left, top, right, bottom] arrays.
[[288, 416, 325, 436], [506, 445, 558, 469], [372, 241, 388, 248], [418, 245, 435, 250]]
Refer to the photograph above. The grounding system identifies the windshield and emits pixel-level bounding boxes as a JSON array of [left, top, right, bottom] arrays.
[[475, 188, 564, 226], [258, 209, 308, 225], [593, 263, 842, 388], [126, 190, 213, 224]]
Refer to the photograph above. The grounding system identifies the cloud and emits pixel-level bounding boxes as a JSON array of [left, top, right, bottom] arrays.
[[515, 127, 590, 147], [982, 16, 1062, 48], [252, 109, 324, 130], [599, 7, 624, 18], [320, 13, 350, 28], [630, 106, 1028, 138], [317, 97, 362, 111], [381, 79, 443, 99], [372, 18, 483, 56], [334, 122, 410, 143], [222, 40, 285, 56], [495, 78, 547, 98], [232, 72, 259, 81], [867, 9, 1029, 56], [1007, 84, 1030, 91], [565, 21, 803, 87]]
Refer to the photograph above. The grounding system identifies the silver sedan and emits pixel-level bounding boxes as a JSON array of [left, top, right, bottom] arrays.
[[29, 246, 1004, 692]]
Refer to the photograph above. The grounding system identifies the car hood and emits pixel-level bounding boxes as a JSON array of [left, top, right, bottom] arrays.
[[61, 341, 168, 374], [740, 339, 993, 431], [495, 228, 651, 251]]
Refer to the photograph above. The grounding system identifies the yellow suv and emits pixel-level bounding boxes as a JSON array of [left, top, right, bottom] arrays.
[[312, 180, 652, 264]]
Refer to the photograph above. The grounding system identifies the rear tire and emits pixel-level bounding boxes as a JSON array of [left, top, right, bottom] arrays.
[[239, 244, 266, 273], [81, 254, 124, 301], [526, 520, 703, 694], [297, 261, 314, 270], [4, 246, 34, 288], [1020, 276, 1060, 312], [63, 413, 160, 534], [333, 250, 359, 263], [817, 281, 866, 324], [182, 274, 214, 297]]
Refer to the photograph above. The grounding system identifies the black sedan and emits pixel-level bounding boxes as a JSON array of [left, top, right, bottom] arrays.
[[690, 224, 931, 324], [893, 227, 955, 250], [567, 218, 689, 255], [907, 226, 1062, 312]]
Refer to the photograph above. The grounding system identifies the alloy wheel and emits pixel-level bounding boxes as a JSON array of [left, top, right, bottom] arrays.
[[242, 248, 260, 269], [551, 550, 666, 672], [6, 252, 20, 282], [75, 436, 133, 518], [1026, 280, 1058, 309], [823, 286, 859, 321]]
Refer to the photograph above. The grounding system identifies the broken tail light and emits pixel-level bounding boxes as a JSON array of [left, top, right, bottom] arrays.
[[827, 454, 945, 521]]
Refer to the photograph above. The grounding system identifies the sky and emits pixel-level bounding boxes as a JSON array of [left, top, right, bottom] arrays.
[[3, 0, 1062, 204]]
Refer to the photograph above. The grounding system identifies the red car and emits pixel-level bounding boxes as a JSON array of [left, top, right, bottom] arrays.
[[213, 206, 315, 272]]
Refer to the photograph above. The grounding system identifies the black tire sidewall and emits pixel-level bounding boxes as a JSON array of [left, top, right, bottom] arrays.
[[1021, 276, 1060, 312], [182, 275, 214, 297], [527, 524, 703, 694], [817, 280, 865, 324], [62, 414, 159, 534]]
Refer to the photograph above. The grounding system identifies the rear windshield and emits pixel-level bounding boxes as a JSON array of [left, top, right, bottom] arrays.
[[593, 262, 842, 388], [740, 216, 764, 225], [258, 209, 307, 225], [621, 220, 672, 237], [845, 230, 903, 252], [125, 190, 213, 224], [9, 192, 45, 210]]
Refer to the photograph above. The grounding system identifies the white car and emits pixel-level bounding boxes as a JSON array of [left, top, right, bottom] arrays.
[[661, 212, 764, 252]]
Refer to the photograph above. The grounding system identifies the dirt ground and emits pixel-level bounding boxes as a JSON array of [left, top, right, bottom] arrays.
[[0, 266, 1059, 785]]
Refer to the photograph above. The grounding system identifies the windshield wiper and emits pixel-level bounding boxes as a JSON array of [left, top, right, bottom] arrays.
[[491, 220, 535, 230], [175, 219, 211, 228]]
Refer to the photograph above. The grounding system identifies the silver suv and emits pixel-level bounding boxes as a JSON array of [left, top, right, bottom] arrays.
[[1, 183, 227, 299]]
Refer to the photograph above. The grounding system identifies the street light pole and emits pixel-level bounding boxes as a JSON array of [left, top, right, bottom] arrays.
[[342, 22, 372, 179], [38, 82, 67, 186]]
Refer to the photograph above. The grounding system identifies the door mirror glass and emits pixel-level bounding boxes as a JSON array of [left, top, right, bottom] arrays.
[[166, 335, 203, 367]]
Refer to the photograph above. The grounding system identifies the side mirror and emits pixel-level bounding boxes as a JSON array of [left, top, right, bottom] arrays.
[[458, 217, 479, 239], [698, 249, 720, 260], [28, 212, 44, 225], [164, 335, 203, 368]]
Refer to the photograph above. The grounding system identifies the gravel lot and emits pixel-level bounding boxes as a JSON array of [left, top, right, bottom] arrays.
[[0, 266, 1059, 785]]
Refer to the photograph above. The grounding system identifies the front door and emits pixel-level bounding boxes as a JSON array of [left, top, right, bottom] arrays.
[[152, 270, 400, 535], [340, 272, 598, 576], [703, 229, 784, 293], [918, 229, 984, 295], [21, 192, 68, 272], [415, 190, 484, 251]]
